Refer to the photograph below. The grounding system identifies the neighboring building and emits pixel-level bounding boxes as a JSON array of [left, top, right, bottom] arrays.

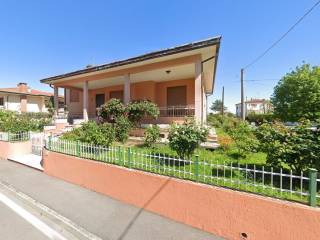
[[40, 37, 221, 124], [0, 83, 63, 113], [236, 98, 273, 118]]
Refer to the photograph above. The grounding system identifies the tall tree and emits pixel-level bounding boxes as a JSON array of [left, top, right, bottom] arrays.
[[271, 64, 320, 122], [210, 99, 227, 114]]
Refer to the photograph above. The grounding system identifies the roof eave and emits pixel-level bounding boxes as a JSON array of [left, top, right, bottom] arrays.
[[40, 36, 222, 84]]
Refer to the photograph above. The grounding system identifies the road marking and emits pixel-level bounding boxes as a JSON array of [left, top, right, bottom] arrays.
[[0, 192, 67, 240], [0, 180, 104, 240]]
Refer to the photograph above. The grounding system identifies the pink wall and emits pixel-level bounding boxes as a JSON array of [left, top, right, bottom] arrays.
[[0, 141, 32, 160], [43, 151, 320, 240]]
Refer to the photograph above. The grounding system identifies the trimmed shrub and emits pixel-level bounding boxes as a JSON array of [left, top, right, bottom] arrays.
[[168, 119, 208, 159], [144, 125, 161, 148]]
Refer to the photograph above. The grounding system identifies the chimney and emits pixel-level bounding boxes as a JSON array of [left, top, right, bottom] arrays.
[[17, 83, 28, 93]]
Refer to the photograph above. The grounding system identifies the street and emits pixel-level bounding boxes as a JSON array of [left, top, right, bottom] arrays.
[[0, 160, 223, 240]]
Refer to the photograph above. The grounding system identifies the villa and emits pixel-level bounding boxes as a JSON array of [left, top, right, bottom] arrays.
[[40, 37, 221, 124], [0, 83, 63, 113]]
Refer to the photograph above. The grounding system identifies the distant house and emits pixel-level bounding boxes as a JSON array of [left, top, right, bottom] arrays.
[[0, 83, 63, 113], [236, 98, 272, 118]]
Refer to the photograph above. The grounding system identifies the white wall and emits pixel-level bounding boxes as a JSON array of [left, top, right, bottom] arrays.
[[7, 95, 21, 112], [27, 96, 43, 112]]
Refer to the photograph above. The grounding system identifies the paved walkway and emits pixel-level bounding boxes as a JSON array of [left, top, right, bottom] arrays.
[[0, 160, 223, 240]]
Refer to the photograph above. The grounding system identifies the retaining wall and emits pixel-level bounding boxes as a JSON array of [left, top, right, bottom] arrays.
[[43, 150, 320, 240], [0, 141, 32, 160]]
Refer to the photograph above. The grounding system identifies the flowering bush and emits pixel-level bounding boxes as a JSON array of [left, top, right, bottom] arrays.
[[168, 119, 208, 159], [99, 98, 126, 123], [127, 100, 159, 126], [144, 125, 161, 148]]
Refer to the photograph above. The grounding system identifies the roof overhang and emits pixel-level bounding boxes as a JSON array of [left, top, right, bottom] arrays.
[[40, 36, 221, 95]]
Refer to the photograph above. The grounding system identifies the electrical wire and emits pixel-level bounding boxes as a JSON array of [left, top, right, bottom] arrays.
[[243, 0, 320, 70]]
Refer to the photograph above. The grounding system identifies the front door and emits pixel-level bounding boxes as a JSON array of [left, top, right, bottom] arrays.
[[166, 86, 187, 116], [96, 94, 105, 108]]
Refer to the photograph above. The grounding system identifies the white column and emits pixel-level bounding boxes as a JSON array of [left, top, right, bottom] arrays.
[[83, 81, 89, 122], [124, 74, 131, 105], [194, 59, 203, 123], [54, 86, 59, 117]]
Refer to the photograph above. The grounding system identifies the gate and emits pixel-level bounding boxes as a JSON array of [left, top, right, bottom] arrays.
[[30, 132, 45, 156]]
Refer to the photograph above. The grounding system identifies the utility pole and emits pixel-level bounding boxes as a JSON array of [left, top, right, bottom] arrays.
[[241, 68, 245, 121], [221, 86, 225, 116]]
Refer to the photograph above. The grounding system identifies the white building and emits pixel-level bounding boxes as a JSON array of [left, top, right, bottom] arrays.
[[236, 98, 272, 118], [0, 83, 63, 113]]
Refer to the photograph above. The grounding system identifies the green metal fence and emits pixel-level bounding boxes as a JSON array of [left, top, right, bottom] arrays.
[[0, 132, 30, 142], [46, 138, 320, 207]]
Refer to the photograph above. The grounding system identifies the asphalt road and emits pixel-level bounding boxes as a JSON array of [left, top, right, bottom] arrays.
[[0, 160, 224, 240], [0, 202, 48, 240]]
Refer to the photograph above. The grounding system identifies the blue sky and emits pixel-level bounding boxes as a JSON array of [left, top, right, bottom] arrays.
[[0, 0, 319, 112]]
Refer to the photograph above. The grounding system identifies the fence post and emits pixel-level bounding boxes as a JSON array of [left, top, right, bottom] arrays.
[[308, 168, 318, 207], [48, 135, 52, 150], [117, 146, 122, 164], [194, 155, 199, 182], [128, 147, 132, 168], [76, 141, 81, 157]]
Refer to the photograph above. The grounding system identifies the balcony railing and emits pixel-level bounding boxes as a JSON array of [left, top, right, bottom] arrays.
[[159, 105, 195, 117]]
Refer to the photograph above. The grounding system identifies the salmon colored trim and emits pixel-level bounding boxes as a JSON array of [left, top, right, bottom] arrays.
[[43, 151, 320, 240], [54, 54, 201, 87]]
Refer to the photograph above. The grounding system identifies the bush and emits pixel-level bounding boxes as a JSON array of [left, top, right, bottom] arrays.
[[218, 135, 233, 151], [114, 116, 131, 143], [144, 125, 161, 148], [255, 120, 320, 173], [168, 119, 208, 159], [228, 122, 258, 158], [61, 121, 115, 147], [127, 100, 159, 126], [207, 114, 240, 132], [0, 110, 52, 132], [246, 112, 274, 125], [99, 98, 126, 123]]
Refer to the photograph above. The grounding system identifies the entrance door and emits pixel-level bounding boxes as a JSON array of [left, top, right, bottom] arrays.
[[167, 86, 187, 106], [166, 86, 187, 116], [96, 94, 105, 108]]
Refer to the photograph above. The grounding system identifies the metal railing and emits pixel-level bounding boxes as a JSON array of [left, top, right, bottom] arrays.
[[46, 138, 320, 206], [159, 105, 195, 117], [0, 132, 30, 142]]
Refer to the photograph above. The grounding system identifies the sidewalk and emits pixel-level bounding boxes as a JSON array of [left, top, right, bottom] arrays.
[[0, 160, 223, 240]]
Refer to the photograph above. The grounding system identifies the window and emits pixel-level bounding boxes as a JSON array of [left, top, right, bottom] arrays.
[[70, 89, 80, 103], [0, 97, 4, 107]]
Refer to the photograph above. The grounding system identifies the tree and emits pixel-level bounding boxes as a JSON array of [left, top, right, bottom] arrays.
[[210, 100, 227, 114], [271, 64, 320, 122]]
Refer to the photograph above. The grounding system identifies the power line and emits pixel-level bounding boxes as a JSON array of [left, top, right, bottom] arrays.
[[243, 0, 320, 70]]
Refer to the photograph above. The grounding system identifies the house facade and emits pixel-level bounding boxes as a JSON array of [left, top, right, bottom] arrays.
[[0, 83, 63, 113], [40, 37, 221, 124], [236, 98, 273, 118]]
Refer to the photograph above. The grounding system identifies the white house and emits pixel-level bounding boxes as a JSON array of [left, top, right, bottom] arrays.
[[0, 83, 63, 113], [236, 98, 272, 118]]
